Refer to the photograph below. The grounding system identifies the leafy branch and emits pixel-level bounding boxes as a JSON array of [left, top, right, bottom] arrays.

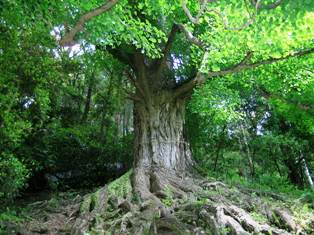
[[174, 48, 314, 98], [60, 0, 119, 46]]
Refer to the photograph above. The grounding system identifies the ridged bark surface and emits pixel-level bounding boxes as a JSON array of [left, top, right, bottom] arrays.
[[132, 90, 193, 199]]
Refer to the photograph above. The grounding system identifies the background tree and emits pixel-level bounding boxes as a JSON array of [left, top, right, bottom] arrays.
[[188, 53, 314, 191]]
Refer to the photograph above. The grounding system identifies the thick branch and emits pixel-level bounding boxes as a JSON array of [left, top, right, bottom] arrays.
[[173, 49, 210, 98], [173, 73, 205, 99], [174, 48, 314, 98], [107, 47, 135, 67], [126, 93, 142, 101], [125, 71, 146, 99], [60, 0, 119, 46], [162, 24, 179, 60], [154, 24, 180, 70], [133, 52, 146, 75], [176, 23, 205, 48], [207, 48, 314, 78], [252, 0, 284, 9]]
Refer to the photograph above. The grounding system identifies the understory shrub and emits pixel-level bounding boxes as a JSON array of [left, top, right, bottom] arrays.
[[0, 153, 29, 202], [19, 123, 133, 190]]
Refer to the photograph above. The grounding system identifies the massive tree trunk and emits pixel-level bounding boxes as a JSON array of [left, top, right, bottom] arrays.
[[132, 90, 193, 200]]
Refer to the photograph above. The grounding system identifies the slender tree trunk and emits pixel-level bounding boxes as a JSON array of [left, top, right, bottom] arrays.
[[300, 153, 314, 191], [240, 123, 255, 177], [81, 74, 95, 123], [284, 158, 304, 187], [213, 125, 226, 172], [122, 100, 133, 136]]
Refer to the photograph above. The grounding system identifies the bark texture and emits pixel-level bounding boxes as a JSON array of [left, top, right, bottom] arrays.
[[132, 90, 193, 199]]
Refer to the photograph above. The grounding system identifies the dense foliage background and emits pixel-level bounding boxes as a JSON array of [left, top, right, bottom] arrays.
[[0, 1, 134, 201]]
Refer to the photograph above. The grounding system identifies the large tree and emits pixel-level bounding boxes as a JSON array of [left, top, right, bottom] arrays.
[[59, 0, 314, 198], [57, 0, 314, 233]]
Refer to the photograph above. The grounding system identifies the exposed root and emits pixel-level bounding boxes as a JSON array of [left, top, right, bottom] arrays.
[[71, 186, 108, 235], [200, 203, 294, 235], [200, 181, 227, 190], [14, 170, 312, 235], [68, 170, 310, 235], [270, 208, 299, 232], [149, 168, 201, 199]]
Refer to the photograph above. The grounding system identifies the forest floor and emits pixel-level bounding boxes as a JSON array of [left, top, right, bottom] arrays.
[[1, 172, 314, 235]]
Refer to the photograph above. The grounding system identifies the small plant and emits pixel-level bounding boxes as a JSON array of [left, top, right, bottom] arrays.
[[250, 211, 267, 223], [161, 186, 174, 207], [108, 171, 132, 198], [131, 192, 142, 204]]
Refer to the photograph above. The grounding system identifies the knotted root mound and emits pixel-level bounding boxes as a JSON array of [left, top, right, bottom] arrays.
[[67, 170, 313, 235]]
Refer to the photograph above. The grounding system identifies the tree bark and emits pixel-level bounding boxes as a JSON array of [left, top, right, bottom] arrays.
[[132, 89, 193, 199], [81, 74, 95, 123], [213, 125, 226, 172], [300, 153, 314, 191]]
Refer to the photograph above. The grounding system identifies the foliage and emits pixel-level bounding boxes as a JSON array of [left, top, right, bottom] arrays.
[[161, 186, 174, 207], [187, 57, 314, 194], [108, 170, 132, 199], [0, 0, 134, 201], [0, 154, 29, 202], [0, 0, 60, 201]]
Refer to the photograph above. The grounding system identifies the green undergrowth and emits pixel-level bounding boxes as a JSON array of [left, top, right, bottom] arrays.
[[196, 164, 314, 232], [0, 209, 29, 235], [202, 165, 314, 199], [107, 170, 132, 198]]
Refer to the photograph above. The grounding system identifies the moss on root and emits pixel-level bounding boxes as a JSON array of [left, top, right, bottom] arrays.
[[79, 188, 105, 214], [107, 170, 132, 199], [80, 195, 92, 213]]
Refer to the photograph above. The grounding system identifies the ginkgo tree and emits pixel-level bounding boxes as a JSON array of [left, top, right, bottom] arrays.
[[57, 0, 314, 233], [59, 0, 314, 196]]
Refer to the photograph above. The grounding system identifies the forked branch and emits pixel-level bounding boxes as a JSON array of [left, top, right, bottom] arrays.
[[181, 0, 283, 31], [252, 0, 284, 9], [60, 0, 119, 46], [176, 23, 205, 48], [155, 24, 180, 70], [181, 0, 212, 25], [125, 70, 146, 99]]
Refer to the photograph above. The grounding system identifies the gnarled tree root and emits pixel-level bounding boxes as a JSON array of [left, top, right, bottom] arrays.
[[199, 204, 292, 235], [68, 171, 308, 235]]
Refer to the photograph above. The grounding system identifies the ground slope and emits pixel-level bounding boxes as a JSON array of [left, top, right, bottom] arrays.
[[1, 171, 314, 235]]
